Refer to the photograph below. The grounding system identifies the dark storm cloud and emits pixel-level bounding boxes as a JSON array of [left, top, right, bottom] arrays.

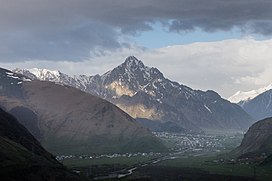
[[0, 0, 272, 61]]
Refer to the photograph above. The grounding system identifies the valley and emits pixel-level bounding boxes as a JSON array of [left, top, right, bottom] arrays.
[[57, 132, 243, 162], [14, 114, 267, 181], [58, 132, 271, 180]]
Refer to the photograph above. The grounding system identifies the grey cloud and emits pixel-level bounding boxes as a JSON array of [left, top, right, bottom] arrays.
[[250, 22, 272, 35], [169, 20, 195, 32], [1, 0, 272, 61], [0, 21, 122, 61]]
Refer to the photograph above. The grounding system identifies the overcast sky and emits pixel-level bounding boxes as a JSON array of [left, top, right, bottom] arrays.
[[1, 0, 272, 98]]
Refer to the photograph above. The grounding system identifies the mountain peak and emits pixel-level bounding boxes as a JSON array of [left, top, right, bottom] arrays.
[[123, 56, 145, 69], [125, 55, 142, 63], [118, 56, 165, 81]]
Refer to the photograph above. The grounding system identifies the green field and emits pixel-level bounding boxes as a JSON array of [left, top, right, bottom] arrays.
[[157, 155, 272, 181], [63, 154, 272, 181]]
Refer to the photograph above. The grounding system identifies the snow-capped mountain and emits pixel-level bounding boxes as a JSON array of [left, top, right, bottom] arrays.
[[14, 56, 254, 132], [228, 84, 272, 104], [239, 89, 272, 120], [17, 68, 61, 81], [228, 83, 272, 120], [13, 67, 97, 93]]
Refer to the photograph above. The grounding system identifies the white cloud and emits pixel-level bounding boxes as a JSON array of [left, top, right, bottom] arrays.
[[1, 38, 272, 99]]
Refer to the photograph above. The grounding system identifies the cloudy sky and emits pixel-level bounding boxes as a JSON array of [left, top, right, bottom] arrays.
[[1, 0, 272, 98]]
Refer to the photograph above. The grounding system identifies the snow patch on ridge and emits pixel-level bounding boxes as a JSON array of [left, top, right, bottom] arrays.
[[204, 104, 212, 113]]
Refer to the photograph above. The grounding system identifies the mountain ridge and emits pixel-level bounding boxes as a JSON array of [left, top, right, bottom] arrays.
[[14, 56, 254, 132]]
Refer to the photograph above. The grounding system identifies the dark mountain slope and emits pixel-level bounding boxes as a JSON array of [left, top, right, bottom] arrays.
[[232, 117, 272, 156], [0, 68, 27, 98], [0, 108, 79, 181], [9, 106, 42, 140], [261, 154, 272, 166]]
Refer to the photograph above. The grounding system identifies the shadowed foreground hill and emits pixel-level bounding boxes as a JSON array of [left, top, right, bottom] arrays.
[[0, 67, 166, 155], [0, 108, 79, 181], [232, 117, 272, 157], [21, 81, 166, 154]]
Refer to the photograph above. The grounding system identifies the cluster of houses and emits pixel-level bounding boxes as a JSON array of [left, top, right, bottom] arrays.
[[56, 152, 162, 161], [153, 132, 230, 152]]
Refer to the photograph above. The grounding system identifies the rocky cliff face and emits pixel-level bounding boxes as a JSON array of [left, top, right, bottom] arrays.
[[233, 117, 272, 156], [0, 67, 166, 155], [15, 56, 254, 132]]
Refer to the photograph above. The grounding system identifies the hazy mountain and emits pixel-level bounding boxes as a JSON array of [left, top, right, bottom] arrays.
[[0, 67, 166, 155], [232, 117, 272, 157], [237, 89, 272, 120], [0, 108, 79, 181], [14, 56, 254, 132]]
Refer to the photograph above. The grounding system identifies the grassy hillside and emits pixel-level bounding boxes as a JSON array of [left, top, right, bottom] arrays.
[[0, 108, 80, 181]]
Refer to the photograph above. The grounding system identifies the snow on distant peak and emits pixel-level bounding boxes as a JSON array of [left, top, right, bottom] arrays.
[[28, 68, 60, 79], [228, 83, 272, 103], [14, 67, 61, 80]]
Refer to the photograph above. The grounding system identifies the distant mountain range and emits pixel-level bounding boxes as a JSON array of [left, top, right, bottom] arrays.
[[229, 84, 272, 120], [232, 117, 272, 157], [14, 56, 254, 133], [0, 108, 79, 181], [0, 67, 166, 155]]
